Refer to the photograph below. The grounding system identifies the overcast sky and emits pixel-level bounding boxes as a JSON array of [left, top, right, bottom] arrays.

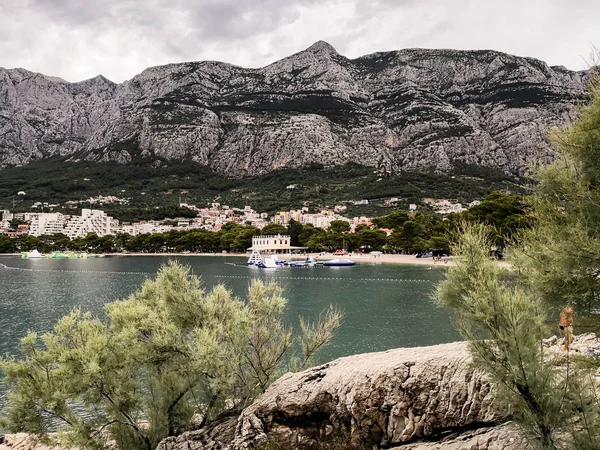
[[1, 0, 598, 83]]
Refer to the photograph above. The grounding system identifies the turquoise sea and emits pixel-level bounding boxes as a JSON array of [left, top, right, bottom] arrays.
[[0, 254, 458, 367]]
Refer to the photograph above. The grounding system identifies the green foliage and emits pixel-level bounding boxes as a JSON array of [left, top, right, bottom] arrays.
[[287, 219, 304, 246], [1, 189, 530, 257], [260, 224, 288, 236], [328, 220, 351, 234], [456, 191, 529, 247], [436, 79, 600, 449], [0, 157, 523, 220], [0, 262, 342, 449], [511, 78, 600, 315], [436, 224, 600, 449], [372, 211, 409, 229]]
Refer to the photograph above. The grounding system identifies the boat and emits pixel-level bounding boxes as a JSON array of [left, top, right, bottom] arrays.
[[288, 260, 309, 268], [287, 256, 318, 268], [322, 258, 356, 267], [257, 257, 279, 269], [21, 250, 43, 259]]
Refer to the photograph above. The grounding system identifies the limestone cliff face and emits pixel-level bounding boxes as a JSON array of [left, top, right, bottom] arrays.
[[0, 42, 592, 177], [157, 342, 523, 449]]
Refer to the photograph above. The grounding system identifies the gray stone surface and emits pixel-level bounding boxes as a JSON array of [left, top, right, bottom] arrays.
[[0, 42, 593, 177], [396, 422, 527, 450], [158, 342, 510, 449], [0, 433, 68, 450]]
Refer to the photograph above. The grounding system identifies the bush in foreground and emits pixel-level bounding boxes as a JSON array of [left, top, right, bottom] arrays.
[[0, 261, 342, 450]]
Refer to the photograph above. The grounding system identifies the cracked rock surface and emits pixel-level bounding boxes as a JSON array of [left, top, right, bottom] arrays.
[[0, 42, 593, 177], [158, 342, 513, 449]]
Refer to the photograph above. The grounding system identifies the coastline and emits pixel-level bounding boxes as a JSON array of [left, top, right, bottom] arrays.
[[105, 252, 455, 267], [2, 252, 513, 268]]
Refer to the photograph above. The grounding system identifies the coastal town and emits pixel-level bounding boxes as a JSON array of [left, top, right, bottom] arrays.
[[0, 197, 481, 239], [2, 2, 599, 449]]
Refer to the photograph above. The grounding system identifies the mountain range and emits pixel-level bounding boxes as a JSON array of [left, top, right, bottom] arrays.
[[0, 41, 594, 178]]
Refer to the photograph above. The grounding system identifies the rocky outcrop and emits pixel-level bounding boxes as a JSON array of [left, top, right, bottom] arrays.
[[0, 434, 66, 450], [0, 42, 594, 177], [396, 422, 526, 450], [158, 342, 515, 449]]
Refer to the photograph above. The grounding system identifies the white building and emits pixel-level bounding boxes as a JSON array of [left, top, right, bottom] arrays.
[[64, 209, 115, 239], [252, 235, 291, 251], [29, 213, 68, 237], [301, 214, 350, 229], [120, 221, 171, 236], [250, 234, 304, 255]]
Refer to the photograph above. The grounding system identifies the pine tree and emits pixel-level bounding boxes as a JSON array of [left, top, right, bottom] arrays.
[[0, 261, 341, 450], [436, 75, 600, 449]]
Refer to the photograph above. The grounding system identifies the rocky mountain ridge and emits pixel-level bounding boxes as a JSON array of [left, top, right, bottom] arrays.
[[0, 41, 593, 177]]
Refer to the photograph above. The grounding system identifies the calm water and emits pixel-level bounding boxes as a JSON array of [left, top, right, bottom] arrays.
[[0, 255, 458, 366]]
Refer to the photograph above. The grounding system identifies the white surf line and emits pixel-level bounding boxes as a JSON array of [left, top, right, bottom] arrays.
[[212, 275, 429, 282]]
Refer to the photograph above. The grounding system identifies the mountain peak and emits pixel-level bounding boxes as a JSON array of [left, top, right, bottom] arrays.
[[305, 40, 338, 56]]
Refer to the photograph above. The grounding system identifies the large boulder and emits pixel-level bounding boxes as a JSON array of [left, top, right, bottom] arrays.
[[159, 341, 511, 449]]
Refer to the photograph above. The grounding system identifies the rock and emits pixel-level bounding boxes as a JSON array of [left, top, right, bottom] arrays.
[[0, 42, 593, 177], [0, 434, 64, 450], [158, 341, 508, 449], [396, 422, 526, 450], [545, 332, 600, 354]]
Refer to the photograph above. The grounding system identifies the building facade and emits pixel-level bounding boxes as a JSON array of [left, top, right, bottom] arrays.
[[64, 209, 115, 239], [250, 234, 305, 255], [29, 213, 68, 237]]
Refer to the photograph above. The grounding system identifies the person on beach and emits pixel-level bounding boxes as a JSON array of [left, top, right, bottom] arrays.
[[559, 305, 574, 351]]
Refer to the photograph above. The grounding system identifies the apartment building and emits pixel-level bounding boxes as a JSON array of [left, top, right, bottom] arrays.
[[29, 213, 68, 237], [0, 210, 13, 221], [64, 209, 115, 239]]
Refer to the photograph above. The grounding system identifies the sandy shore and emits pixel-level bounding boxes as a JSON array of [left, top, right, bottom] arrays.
[[334, 253, 454, 266]]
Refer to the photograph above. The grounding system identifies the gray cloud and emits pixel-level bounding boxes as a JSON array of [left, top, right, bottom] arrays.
[[0, 0, 598, 82]]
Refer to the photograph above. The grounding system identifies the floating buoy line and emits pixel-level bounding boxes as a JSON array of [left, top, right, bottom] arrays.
[[213, 275, 429, 283], [0, 265, 152, 276], [0, 264, 430, 283]]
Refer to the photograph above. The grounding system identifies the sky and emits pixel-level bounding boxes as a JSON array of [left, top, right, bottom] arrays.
[[1, 0, 598, 83]]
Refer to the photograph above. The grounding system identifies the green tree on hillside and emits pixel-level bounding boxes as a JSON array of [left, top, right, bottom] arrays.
[[260, 223, 288, 236], [0, 262, 342, 450], [455, 191, 528, 248], [372, 211, 409, 230], [328, 220, 351, 234], [287, 219, 304, 246]]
